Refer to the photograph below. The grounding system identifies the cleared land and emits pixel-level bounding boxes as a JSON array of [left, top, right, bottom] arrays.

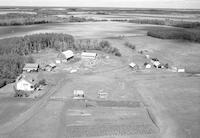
[[0, 17, 200, 138]]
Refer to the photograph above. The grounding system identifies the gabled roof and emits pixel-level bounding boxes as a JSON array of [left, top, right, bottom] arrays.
[[129, 62, 137, 68], [153, 61, 161, 66], [46, 63, 56, 68], [81, 52, 97, 57], [62, 50, 74, 59], [23, 63, 39, 70], [16, 74, 36, 85]]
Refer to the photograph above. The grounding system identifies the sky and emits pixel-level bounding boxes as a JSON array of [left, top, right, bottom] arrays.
[[0, 0, 200, 9]]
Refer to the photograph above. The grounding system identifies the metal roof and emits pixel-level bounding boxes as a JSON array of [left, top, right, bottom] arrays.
[[81, 52, 97, 57], [62, 50, 74, 59], [23, 63, 39, 69]]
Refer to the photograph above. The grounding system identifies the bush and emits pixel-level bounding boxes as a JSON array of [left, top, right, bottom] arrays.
[[26, 56, 35, 63], [124, 42, 136, 50], [0, 80, 6, 88], [38, 79, 47, 86], [0, 54, 25, 87], [74, 40, 122, 57], [129, 19, 165, 25]]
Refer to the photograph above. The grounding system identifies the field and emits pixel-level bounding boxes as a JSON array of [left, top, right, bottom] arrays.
[[0, 8, 200, 138]]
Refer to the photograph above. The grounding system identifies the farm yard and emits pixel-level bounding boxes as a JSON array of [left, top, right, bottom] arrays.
[[0, 8, 200, 138]]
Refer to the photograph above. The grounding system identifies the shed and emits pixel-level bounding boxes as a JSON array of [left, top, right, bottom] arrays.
[[178, 69, 185, 73], [81, 52, 97, 59], [73, 90, 85, 99], [144, 62, 151, 69], [129, 62, 139, 70], [23, 63, 39, 72], [55, 60, 61, 64], [45, 63, 56, 71], [145, 55, 150, 59]]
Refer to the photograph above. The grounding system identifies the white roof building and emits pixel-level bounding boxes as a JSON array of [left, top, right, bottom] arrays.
[[81, 52, 97, 59], [129, 62, 139, 69], [23, 63, 39, 72], [145, 55, 150, 59], [153, 61, 161, 68], [129, 62, 136, 68], [15, 75, 35, 91], [145, 64, 151, 69], [178, 69, 185, 73], [62, 50, 74, 60], [73, 90, 85, 99]]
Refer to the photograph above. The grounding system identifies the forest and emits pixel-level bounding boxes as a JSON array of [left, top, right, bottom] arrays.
[[147, 27, 200, 43], [0, 13, 62, 26]]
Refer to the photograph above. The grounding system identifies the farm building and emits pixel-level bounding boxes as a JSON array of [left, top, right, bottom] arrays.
[[23, 63, 39, 72], [129, 62, 139, 70], [178, 68, 185, 73], [45, 63, 56, 71], [58, 50, 74, 62], [81, 52, 97, 59], [152, 61, 161, 68], [145, 55, 150, 59], [15, 75, 36, 91], [144, 62, 151, 69], [73, 90, 85, 99]]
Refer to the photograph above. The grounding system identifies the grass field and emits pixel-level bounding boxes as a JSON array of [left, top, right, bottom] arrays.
[[0, 15, 200, 138]]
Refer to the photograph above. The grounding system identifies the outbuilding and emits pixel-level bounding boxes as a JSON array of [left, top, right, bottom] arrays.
[[73, 90, 85, 99], [81, 52, 97, 59], [144, 62, 151, 69], [145, 55, 150, 59], [129, 62, 139, 70], [45, 63, 56, 71], [178, 69, 185, 73], [23, 63, 39, 72]]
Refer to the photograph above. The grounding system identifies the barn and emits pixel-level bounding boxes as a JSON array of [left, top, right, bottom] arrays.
[[23, 63, 39, 72], [62, 50, 74, 60], [81, 52, 97, 59]]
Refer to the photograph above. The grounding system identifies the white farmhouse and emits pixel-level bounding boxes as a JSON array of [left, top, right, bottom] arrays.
[[15, 75, 35, 91], [153, 61, 161, 68]]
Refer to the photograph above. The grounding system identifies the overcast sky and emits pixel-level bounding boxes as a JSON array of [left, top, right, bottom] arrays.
[[0, 0, 200, 9]]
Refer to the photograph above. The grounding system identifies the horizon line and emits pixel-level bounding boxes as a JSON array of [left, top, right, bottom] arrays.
[[0, 6, 200, 10]]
